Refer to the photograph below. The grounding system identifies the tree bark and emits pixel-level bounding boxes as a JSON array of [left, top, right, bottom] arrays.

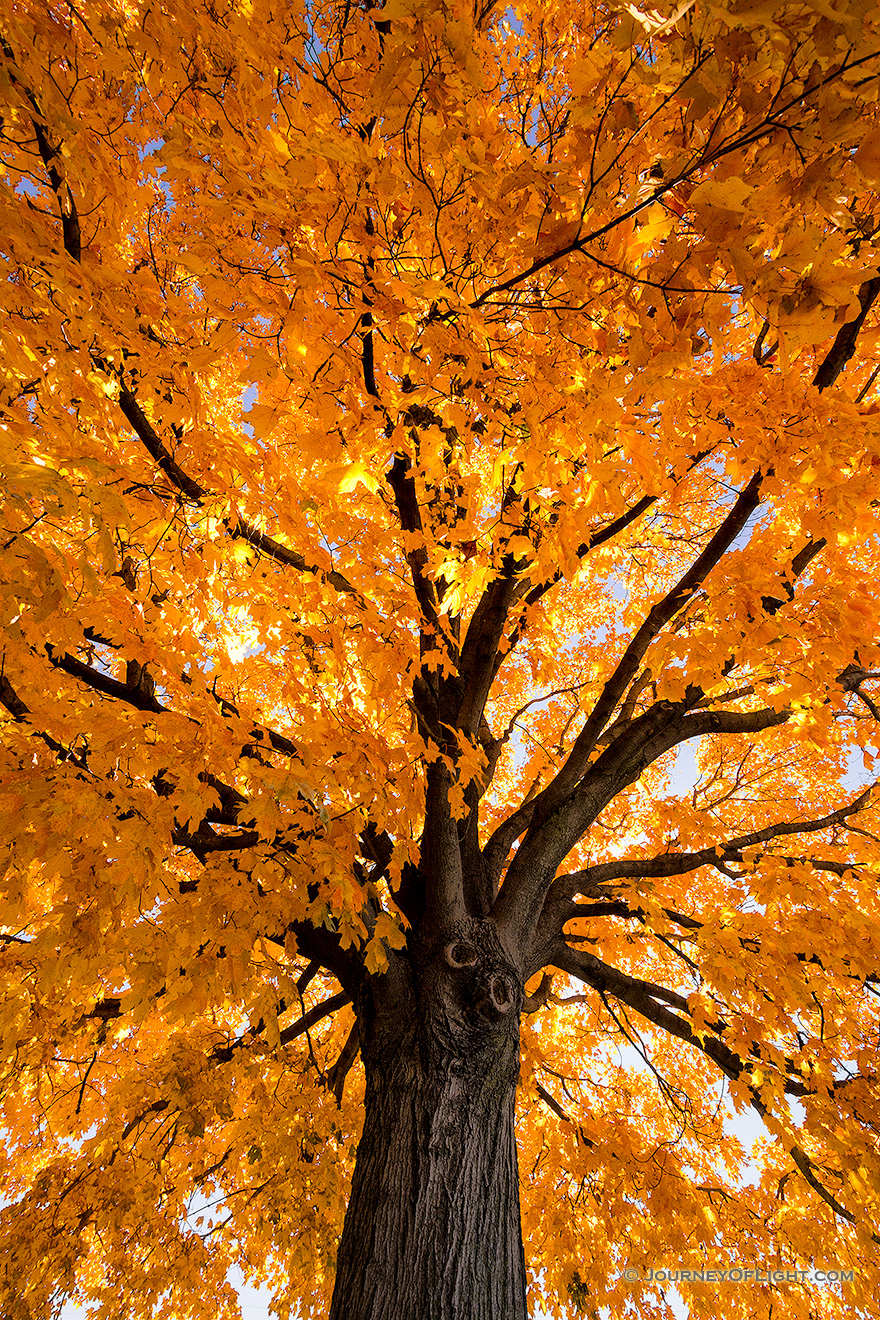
[[329, 920, 527, 1320]]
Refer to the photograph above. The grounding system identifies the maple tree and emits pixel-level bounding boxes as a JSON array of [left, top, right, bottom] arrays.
[[4, 0, 880, 1317]]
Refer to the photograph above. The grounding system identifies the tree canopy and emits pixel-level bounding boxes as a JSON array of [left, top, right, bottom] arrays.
[[3, 0, 880, 1316]]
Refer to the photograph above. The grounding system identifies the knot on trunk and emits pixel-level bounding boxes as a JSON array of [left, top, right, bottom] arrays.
[[421, 919, 522, 1064], [445, 939, 478, 968], [487, 974, 511, 1011]]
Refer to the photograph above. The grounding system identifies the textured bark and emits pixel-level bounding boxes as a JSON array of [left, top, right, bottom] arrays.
[[329, 920, 527, 1320]]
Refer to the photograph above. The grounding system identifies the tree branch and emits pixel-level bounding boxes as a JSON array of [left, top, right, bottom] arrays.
[[455, 564, 521, 735], [421, 758, 466, 933], [812, 277, 880, 392], [471, 49, 880, 309], [326, 1023, 360, 1105], [12, 73, 372, 609], [486, 510, 832, 954], [545, 473, 763, 803], [546, 786, 874, 907], [454, 453, 713, 743], [117, 383, 373, 611], [227, 521, 363, 602], [0, 673, 90, 767], [47, 646, 165, 713], [387, 452, 441, 632], [533, 1080, 595, 1147], [117, 386, 208, 502], [514, 473, 709, 626], [0, 39, 83, 263], [172, 825, 261, 853], [493, 701, 790, 957], [486, 474, 763, 880]]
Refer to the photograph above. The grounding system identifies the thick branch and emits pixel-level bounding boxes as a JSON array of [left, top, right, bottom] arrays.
[[493, 702, 790, 957], [117, 387, 207, 502], [47, 646, 165, 713], [15, 90, 369, 605], [387, 453, 440, 630], [454, 496, 659, 741], [117, 388, 372, 612], [12, 654, 342, 890], [512, 446, 718, 638], [326, 1023, 360, 1105], [279, 991, 349, 1048], [421, 758, 466, 933], [548, 474, 763, 802], [533, 1080, 595, 1148], [291, 921, 364, 999], [759, 536, 826, 614], [31, 117, 81, 262], [489, 475, 763, 877], [0, 673, 89, 766], [42, 645, 301, 768], [455, 457, 711, 743], [455, 566, 521, 735], [552, 942, 739, 1071], [813, 277, 880, 392], [548, 786, 873, 906], [186, 991, 352, 1061], [228, 521, 363, 602], [172, 825, 261, 853], [0, 40, 83, 263], [486, 512, 830, 953]]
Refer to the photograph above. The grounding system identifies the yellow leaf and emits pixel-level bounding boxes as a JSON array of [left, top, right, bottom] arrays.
[[339, 460, 379, 494], [689, 176, 754, 213]]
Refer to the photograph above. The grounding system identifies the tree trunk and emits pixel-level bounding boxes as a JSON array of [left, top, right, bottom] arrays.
[[329, 921, 527, 1320]]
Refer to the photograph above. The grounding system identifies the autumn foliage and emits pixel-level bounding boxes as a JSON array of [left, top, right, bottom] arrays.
[[4, 0, 880, 1316]]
